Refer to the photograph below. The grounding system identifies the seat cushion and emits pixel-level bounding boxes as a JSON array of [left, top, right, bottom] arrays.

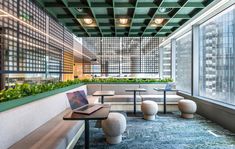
[[101, 84, 140, 95], [87, 84, 102, 95], [102, 95, 141, 102], [10, 109, 84, 149], [87, 95, 100, 104], [141, 95, 184, 102]]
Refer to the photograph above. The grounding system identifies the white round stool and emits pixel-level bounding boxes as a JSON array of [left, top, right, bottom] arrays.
[[178, 99, 197, 118], [141, 100, 158, 120], [101, 112, 126, 144]]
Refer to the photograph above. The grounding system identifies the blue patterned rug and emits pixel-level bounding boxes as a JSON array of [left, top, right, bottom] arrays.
[[74, 113, 235, 149]]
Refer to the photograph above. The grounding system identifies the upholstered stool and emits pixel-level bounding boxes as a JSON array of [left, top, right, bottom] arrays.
[[101, 112, 126, 144], [178, 99, 197, 118], [141, 100, 158, 120]]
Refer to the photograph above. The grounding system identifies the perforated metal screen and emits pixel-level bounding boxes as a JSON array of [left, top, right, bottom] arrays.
[[0, 0, 74, 74], [82, 37, 159, 74]]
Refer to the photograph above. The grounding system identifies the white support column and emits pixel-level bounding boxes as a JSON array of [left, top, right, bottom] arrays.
[[171, 39, 176, 81], [192, 25, 200, 96], [159, 47, 163, 79]]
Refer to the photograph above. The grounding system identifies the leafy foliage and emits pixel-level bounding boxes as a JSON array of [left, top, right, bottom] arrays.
[[0, 78, 172, 103], [0, 79, 81, 103], [80, 78, 173, 83]]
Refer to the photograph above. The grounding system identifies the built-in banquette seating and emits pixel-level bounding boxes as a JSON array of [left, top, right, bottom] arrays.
[[0, 85, 99, 149], [0, 83, 183, 149], [87, 83, 184, 111]]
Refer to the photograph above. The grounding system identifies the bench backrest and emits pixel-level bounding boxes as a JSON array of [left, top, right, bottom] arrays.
[[86, 83, 176, 95], [101, 84, 140, 95], [0, 85, 87, 149], [139, 84, 176, 95]]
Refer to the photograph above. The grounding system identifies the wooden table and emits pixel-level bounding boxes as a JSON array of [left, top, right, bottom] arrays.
[[125, 88, 146, 115], [153, 88, 178, 114], [93, 91, 115, 104], [63, 104, 111, 149]]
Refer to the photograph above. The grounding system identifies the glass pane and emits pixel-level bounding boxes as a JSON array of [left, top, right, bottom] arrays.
[[162, 44, 172, 78], [175, 31, 192, 93], [199, 5, 235, 105]]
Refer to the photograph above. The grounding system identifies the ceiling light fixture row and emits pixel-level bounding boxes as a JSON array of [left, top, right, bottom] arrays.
[[119, 18, 128, 25], [82, 6, 170, 26], [154, 18, 164, 25], [83, 17, 164, 26], [83, 18, 93, 25], [83, 17, 129, 25]]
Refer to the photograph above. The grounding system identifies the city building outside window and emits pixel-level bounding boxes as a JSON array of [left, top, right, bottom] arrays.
[[199, 5, 235, 105]]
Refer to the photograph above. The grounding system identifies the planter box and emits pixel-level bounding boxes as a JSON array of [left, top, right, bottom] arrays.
[[0, 84, 87, 149], [0, 83, 85, 112]]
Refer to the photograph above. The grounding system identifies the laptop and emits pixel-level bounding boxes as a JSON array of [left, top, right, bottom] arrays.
[[66, 90, 103, 115], [165, 83, 175, 91]]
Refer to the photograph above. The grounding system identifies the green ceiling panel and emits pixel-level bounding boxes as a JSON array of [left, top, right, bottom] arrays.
[[37, 0, 214, 37], [135, 8, 150, 14]]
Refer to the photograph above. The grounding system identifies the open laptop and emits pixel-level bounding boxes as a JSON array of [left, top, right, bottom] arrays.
[[67, 90, 103, 115], [165, 83, 175, 91]]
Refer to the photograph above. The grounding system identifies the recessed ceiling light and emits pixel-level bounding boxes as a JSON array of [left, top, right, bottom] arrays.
[[119, 18, 128, 25], [154, 18, 164, 25], [158, 7, 173, 13], [83, 18, 93, 25]]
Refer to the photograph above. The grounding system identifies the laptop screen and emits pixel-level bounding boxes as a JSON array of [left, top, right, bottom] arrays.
[[165, 83, 175, 91], [66, 90, 89, 110]]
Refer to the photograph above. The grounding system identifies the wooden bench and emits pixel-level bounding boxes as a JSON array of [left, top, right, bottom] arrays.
[[0, 85, 99, 149], [10, 110, 84, 149], [87, 84, 184, 112]]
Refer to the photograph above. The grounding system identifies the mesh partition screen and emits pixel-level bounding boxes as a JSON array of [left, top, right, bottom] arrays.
[[101, 38, 120, 73], [49, 18, 63, 42], [0, 0, 18, 16], [82, 37, 101, 74], [122, 37, 141, 73], [82, 37, 159, 74], [0, 0, 47, 73], [0, 0, 74, 74], [141, 37, 159, 73], [0, 20, 18, 73], [63, 30, 74, 74], [48, 19, 63, 73]]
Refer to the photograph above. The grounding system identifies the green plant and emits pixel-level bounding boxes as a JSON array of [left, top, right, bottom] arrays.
[[0, 79, 82, 103], [0, 77, 172, 103], [79, 77, 173, 83]]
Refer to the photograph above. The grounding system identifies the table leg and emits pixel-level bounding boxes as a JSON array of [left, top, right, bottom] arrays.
[[101, 96, 104, 104], [85, 120, 89, 149], [134, 91, 136, 115], [164, 91, 166, 114]]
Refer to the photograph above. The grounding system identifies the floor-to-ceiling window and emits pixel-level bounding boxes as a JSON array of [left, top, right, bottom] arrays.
[[162, 43, 172, 78], [199, 5, 235, 105], [175, 31, 192, 93]]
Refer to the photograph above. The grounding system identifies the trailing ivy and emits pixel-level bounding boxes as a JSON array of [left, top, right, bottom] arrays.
[[0, 78, 172, 103]]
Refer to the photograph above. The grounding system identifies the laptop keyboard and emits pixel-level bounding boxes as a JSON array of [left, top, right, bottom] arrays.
[[79, 105, 93, 111], [75, 105, 103, 114]]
